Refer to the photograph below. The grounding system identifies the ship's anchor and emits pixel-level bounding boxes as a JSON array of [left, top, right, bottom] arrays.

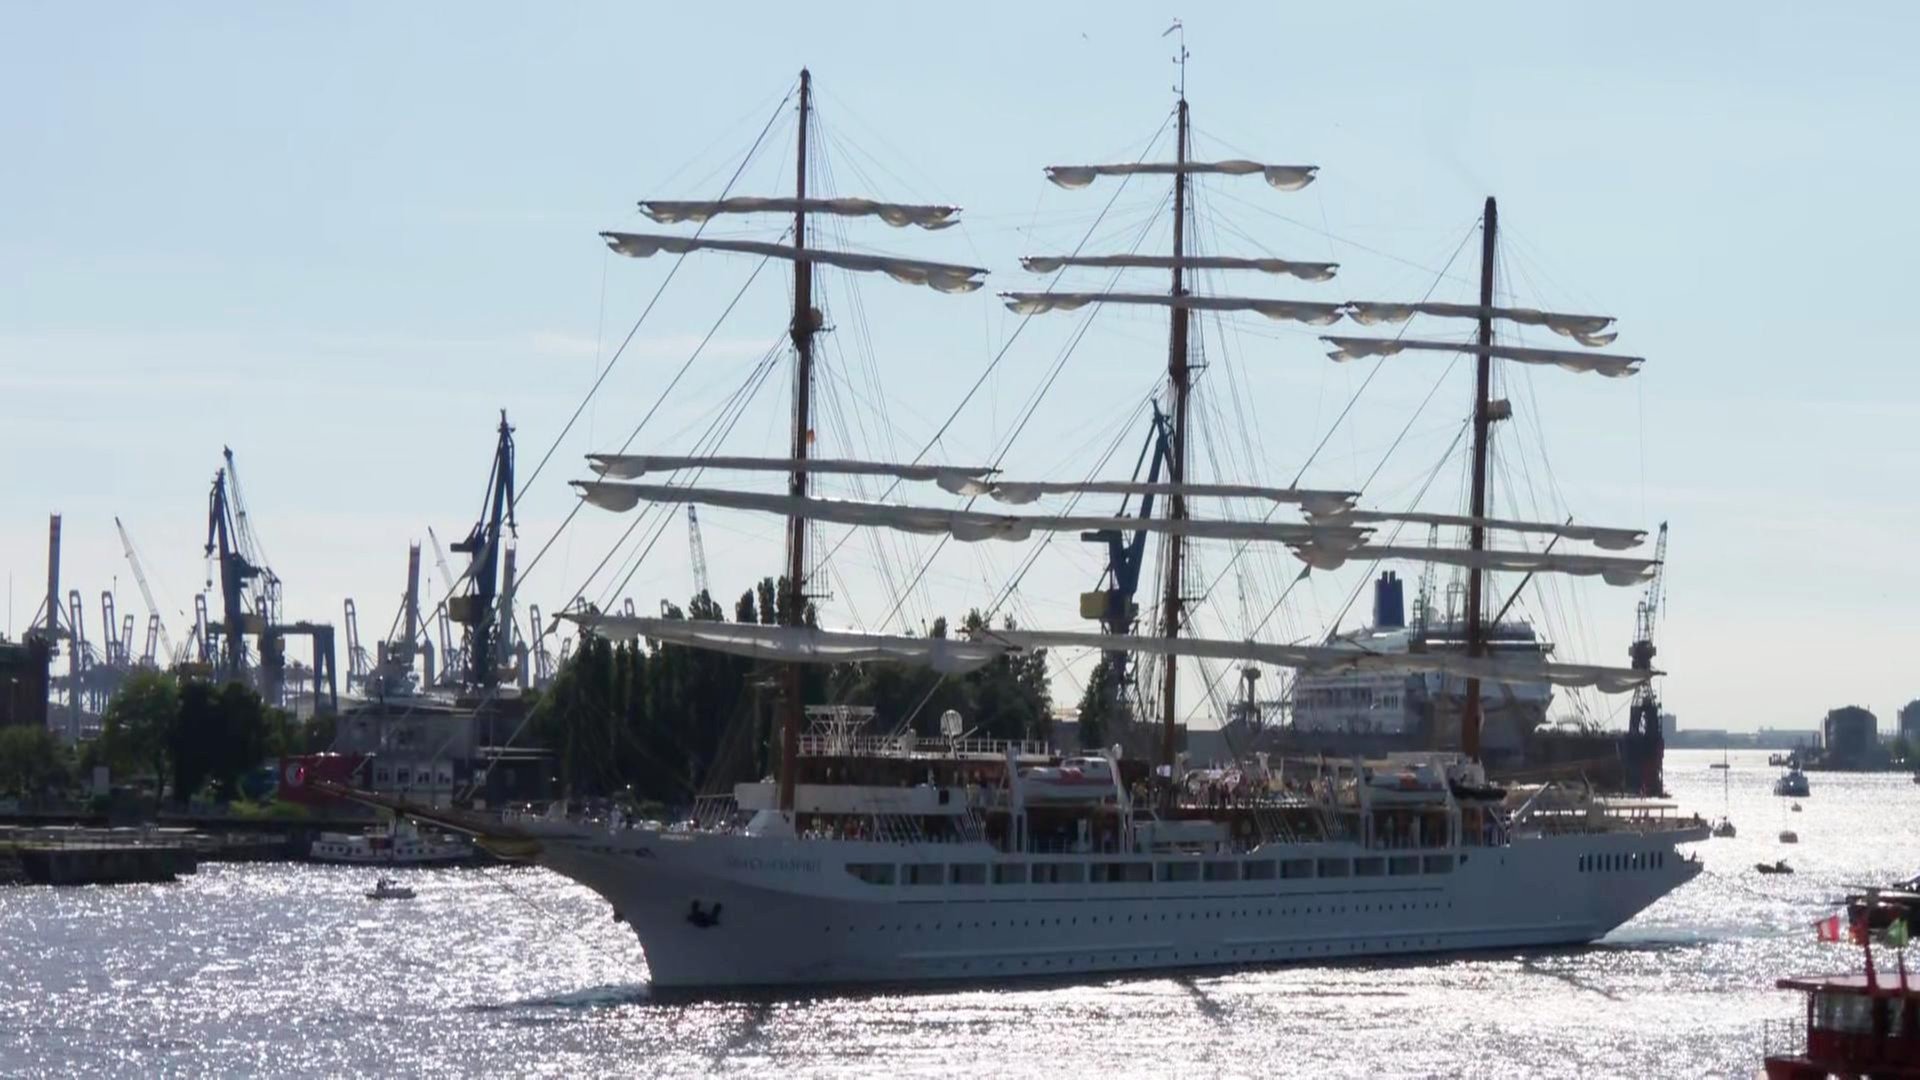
[[686, 900, 723, 929]]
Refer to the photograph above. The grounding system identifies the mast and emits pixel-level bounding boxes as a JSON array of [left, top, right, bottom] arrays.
[[779, 69, 815, 813], [1158, 92, 1191, 777], [1460, 196, 1497, 761]]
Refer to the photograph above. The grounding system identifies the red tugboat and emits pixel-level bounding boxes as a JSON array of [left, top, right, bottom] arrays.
[[1764, 902, 1919, 1079]]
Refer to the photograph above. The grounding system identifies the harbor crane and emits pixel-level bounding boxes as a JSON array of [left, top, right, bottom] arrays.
[[1627, 522, 1670, 795], [687, 506, 711, 600], [449, 412, 517, 688], [205, 450, 274, 679], [426, 526, 462, 686], [202, 448, 337, 711], [343, 599, 373, 689], [116, 517, 177, 663]]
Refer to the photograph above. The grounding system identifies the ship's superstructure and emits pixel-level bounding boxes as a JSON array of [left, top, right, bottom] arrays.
[[373, 720, 1704, 989]]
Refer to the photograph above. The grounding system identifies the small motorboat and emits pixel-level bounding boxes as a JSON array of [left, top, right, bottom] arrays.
[[1756, 860, 1794, 875], [1779, 830, 1799, 844], [367, 877, 416, 901], [1712, 818, 1737, 838], [1790, 802, 1802, 813], [1773, 768, 1810, 798]]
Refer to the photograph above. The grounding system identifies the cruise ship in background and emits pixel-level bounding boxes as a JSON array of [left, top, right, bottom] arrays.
[[1287, 572, 1556, 768]]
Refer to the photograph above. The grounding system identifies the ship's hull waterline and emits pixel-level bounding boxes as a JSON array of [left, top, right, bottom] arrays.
[[533, 825, 1707, 991]]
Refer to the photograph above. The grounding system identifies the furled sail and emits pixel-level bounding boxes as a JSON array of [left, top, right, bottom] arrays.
[[587, 453, 994, 489], [563, 614, 1007, 674], [1003, 292, 1345, 326], [1340, 651, 1654, 693], [600, 232, 987, 293], [1020, 254, 1338, 283], [1344, 302, 1618, 347], [1307, 509, 1646, 551], [1044, 161, 1318, 191], [573, 482, 1371, 547], [1290, 543, 1658, 586], [638, 197, 960, 230], [1320, 336, 1643, 378], [949, 477, 1360, 518], [975, 628, 1651, 692]]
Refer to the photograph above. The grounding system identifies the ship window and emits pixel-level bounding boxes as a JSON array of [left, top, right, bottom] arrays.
[[1203, 861, 1241, 882], [1243, 860, 1277, 880], [949, 863, 987, 885], [1033, 862, 1086, 884], [906, 863, 945, 886], [1157, 861, 1200, 883], [1093, 862, 1152, 883], [1813, 991, 1876, 1034], [993, 863, 1027, 884], [846, 863, 895, 886], [1316, 858, 1350, 878], [1422, 855, 1454, 875], [1388, 856, 1420, 876], [1281, 859, 1316, 880], [1354, 857, 1386, 877]]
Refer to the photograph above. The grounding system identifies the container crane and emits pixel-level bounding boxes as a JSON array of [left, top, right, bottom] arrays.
[[529, 603, 556, 688], [343, 599, 372, 689], [372, 542, 427, 693], [1627, 522, 1670, 795], [100, 592, 121, 667], [141, 614, 161, 667]]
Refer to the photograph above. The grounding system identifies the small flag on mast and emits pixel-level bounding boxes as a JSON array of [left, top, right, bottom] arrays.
[[1816, 914, 1843, 943]]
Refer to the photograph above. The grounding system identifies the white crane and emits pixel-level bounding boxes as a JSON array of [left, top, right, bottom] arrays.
[[687, 506, 711, 600], [114, 516, 177, 663]]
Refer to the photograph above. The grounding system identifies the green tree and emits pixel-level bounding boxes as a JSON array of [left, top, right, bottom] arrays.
[[97, 669, 181, 796], [165, 679, 275, 803], [0, 726, 72, 798], [1074, 654, 1120, 749]]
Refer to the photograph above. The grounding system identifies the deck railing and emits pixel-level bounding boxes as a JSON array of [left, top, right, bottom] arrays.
[[797, 733, 1051, 759]]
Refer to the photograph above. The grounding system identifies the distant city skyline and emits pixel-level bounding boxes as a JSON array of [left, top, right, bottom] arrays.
[[5, 3, 1918, 732]]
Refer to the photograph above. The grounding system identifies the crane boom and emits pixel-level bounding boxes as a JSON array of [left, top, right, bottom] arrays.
[[115, 516, 176, 662], [1637, 523, 1669, 642], [426, 527, 458, 595], [686, 506, 711, 599]]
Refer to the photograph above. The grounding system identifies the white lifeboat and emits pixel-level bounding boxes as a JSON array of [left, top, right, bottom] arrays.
[[1020, 757, 1115, 803]]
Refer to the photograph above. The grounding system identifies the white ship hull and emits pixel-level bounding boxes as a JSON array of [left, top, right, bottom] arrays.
[[530, 823, 1706, 991]]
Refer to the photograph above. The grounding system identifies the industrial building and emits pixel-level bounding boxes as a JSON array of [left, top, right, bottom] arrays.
[[1818, 705, 1885, 770]]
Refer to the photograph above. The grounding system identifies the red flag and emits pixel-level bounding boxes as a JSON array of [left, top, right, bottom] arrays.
[[1816, 914, 1842, 942]]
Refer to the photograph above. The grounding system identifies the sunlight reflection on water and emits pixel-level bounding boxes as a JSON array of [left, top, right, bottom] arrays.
[[3, 751, 1912, 1078]]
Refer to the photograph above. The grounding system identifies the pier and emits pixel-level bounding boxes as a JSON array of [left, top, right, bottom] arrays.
[[0, 825, 298, 885]]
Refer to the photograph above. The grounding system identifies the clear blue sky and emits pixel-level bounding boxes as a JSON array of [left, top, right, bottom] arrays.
[[4, 3, 1916, 732]]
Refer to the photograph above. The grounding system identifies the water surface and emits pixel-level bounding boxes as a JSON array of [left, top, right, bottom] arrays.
[[4, 750, 1913, 1078]]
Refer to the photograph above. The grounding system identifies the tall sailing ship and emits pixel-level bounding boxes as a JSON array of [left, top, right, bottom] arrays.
[[354, 65, 1706, 991]]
